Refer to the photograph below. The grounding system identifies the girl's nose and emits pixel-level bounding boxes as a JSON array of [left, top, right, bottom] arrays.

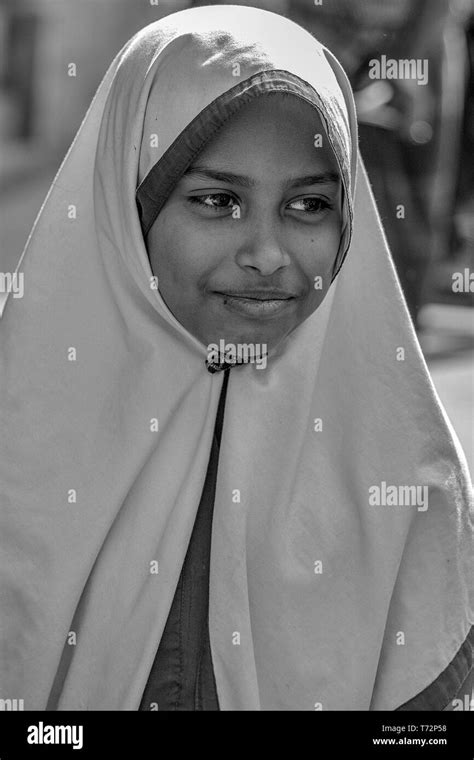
[[235, 220, 291, 276]]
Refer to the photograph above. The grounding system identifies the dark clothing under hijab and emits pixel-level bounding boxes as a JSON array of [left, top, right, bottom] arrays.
[[139, 370, 230, 710]]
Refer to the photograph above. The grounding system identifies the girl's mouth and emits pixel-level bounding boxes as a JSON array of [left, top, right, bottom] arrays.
[[213, 291, 297, 318]]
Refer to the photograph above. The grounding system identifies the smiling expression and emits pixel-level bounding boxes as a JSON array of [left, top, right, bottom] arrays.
[[146, 94, 343, 354]]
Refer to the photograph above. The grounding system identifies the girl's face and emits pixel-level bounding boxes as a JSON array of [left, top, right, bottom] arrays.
[[146, 94, 343, 354]]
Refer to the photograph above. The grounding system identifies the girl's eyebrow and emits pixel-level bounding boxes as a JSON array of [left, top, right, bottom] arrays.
[[182, 166, 340, 189]]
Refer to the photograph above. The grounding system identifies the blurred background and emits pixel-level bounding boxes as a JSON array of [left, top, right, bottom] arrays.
[[0, 0, 472, 476]]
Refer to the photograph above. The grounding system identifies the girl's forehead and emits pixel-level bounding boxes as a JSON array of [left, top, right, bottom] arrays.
[[191, 95, 340, 175]]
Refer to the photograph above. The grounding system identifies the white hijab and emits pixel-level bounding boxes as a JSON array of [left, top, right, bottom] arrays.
[[0, 5, 472, 711]]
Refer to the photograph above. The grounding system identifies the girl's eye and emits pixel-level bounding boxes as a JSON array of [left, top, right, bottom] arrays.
[[187, 193, 236, 212], [287, 197, 332, 214], [186, 193, 332, 217]]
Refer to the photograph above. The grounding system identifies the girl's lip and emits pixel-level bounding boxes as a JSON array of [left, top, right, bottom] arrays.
[[215, 289, 297, 300], [213, 291, 297, 318]]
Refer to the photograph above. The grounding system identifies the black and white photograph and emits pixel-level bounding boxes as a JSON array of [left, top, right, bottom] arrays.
[[0, 0, 473, 751]]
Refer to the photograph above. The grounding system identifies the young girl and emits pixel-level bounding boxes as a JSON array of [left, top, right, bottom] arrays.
[[1, 5, 472, 711]]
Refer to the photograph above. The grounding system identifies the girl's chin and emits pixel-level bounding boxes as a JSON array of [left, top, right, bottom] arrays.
[[202, 329, 290, 357], [202, 316, 299, 348]]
